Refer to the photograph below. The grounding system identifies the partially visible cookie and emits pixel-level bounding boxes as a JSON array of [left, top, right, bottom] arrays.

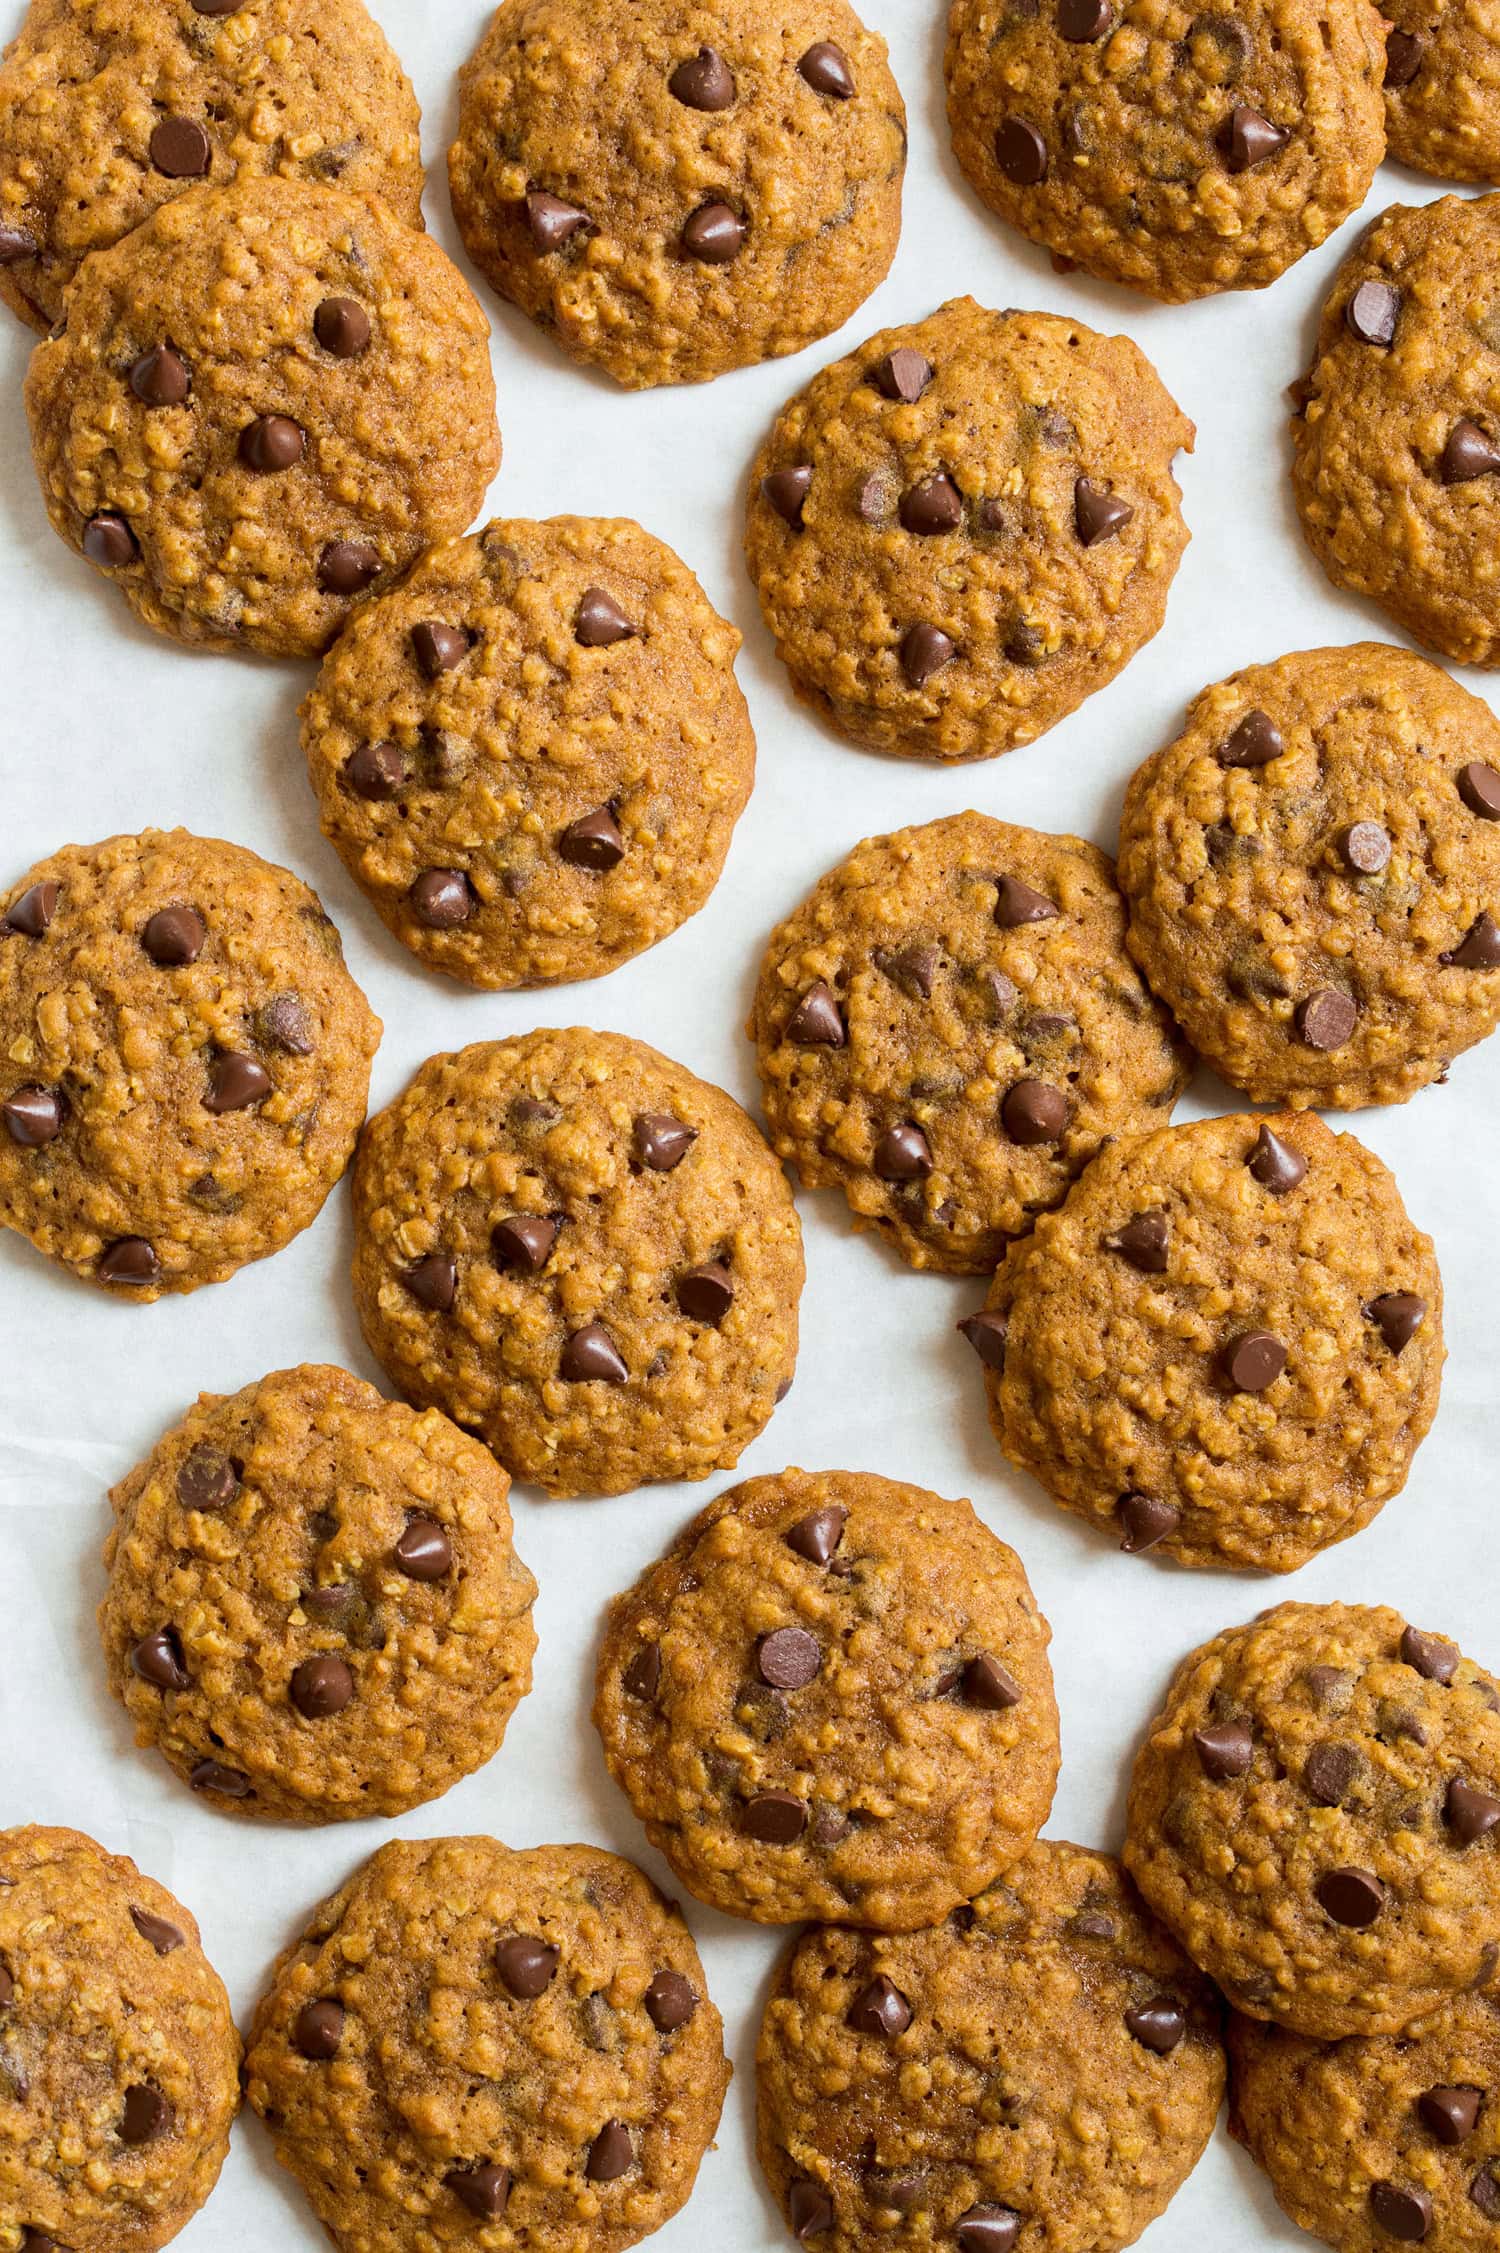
[[749, 811, 1187, 1274], [99, 1364, 538, 1823], [745, 296, 1193, 761], [351, 1028, 802, 1497], [944, 0, 1387, 302], [0, 1824, 241, 2253], [1119, 643, 1500, 1109], [244, 1836, 729, 2253], [0, 829, 380, 1298], [25, 177, 498, 658], [1383, 8, 1500, 183], [1126, 1602, 1500, 2038], [756, 1839, 1224, 2252], [594, 1469, 1058, 1929], [448, 0, 905, 389], [302, 517, 755, 988], [968, 1110, 1442, 1572]]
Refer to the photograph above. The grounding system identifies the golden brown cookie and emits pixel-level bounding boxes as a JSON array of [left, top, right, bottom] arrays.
[[967, 1110, 1442, 1572], [593, 1469, 1059, 1928], [945, 0, 1387, 303], [0, 1824, 241, 2253], [244, 1836, 730, 2253], [1119, 643, 1500, 1109], [756, 1839, 1224, 2252], [0, 829, 380, 1298], [351, 1028, 802, 1498], [1292, 195, 1500, 669], [448, 0, 905, 389], [1383, 7, 1500, 183], [749, 810, 1188, 1275], [302, 517, 755, 988], [25, 177, 498, 659], [0, 0, 424, 333], [1126, 1602, 1500, 2039], [745, 296, 1193, 762], [99, 1364, 538, 1823]]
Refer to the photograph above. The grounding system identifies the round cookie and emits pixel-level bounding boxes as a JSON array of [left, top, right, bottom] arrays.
[[1383, 7, 1500, 184], [0, 1823, 241, 2253], [944, 0, 1387, 304], [968, 1110, 1442, 1572], [1118, 643, 1500, 1109], [756, 1839, 1224, 2252], [25, 176, 499, 659], [1126, 1602, 1500, 2039], [302, 516, 755, 989], [0, 829, 380, 1299], [745, 295, 1193, 762], [0, 0, 424, 334], [593, 1469, 1059, 1928], [99, 1364, 538, 1823], [1230, 1994, 1500, 2252], [448, 0, 905, 390], [750, 810, 1188, 1275], [351, 1028, 803, 1498], [245, 1836, 728, 2253], [1292, 195, 1500, 669]]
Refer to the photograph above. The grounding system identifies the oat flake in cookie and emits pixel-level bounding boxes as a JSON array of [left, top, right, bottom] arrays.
[[0, 829, 379, 1298], [0, 1824, 240, 2253], [24, 177, 498, 658], [351, 1028, 802, 1497], [745, 296, 1192, 762], [970, 1110, 1442, 1572], [302, 517, 755, 988], [1382, 4, 1500, 184], [757, 1839, 1223, 2250], [245, 1836, 729, 2253], [448, 0, 905, 389], [593, 1470, 1058, 1927]]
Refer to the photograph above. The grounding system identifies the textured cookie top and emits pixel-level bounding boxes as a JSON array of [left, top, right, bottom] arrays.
[[1382, 2, 1500, 183], [0, 829, 380, 1298], [1119, 643, 1500, 1110], [98, 1363, 537, 1823], [1126, 1603, 1500, 2039], [302, 517, 755, 989], [756, 1839, 1224, 2253], [244, 1836, 730, 2253], [24, 176, 498, 658], [944, 0, 1386, 302], [745, 295, 1192, 762], [351, 1028, 803, 1498], [978, 1110, 1442, 1572], [750, 811, 1187, 1274], [593, 1470, 1059, 1928], [0, 0, 424, 333], [1293, 196, 1500, 670], [448, 0, 905, 389], [0, 1824, 241, 2253]]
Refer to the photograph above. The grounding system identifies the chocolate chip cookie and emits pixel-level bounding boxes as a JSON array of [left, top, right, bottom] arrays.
[[245, 1835, 728, 2253], [1292, 195, 1500, 668], [0, 1823, 240, 2253], [1383, 7, 1500, 183], [745, 295, 1193, 762], [968, 1110, 1442, 1572], [593, 1469, 1059, 1928], [1126, 1602, 1500, 2039], [1119, 642, 1500, 1109], [750, 810, 1187, 1275], [756, 1838, 1224, 2251], [0, 0, 424, 334], [448, 0, 905, 390], [99, 1363, 538, 1823], [0, 829, 379, 1298], [302, 517, 755, 988], [25, 176, 498, 658], [351, 1028, 802, 1498], [945, 0, 1387, 303]]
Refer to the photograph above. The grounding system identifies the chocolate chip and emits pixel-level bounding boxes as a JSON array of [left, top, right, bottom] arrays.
[[901, 621, 955, 685], [1305, 1740, 1359, 1806], [1367, 1292, 1426, 1353], [141, 903, 206, 967], [799, 40, 855, 95], [1370, 2183, 1432, 2242], [561, 1323, 628, 1382], [295, 1998, 345, 2058], [868, 943, 936, 1005], [1059, 0, 1112, 30], [1316, 1866, 1385, 1925], [130, 1907, 183, 1954], [82, 511, 138, 567], [0, 225, 37, 264], [1346, 280, 1401, 347], [634, 1112, 696, 1171], [411, 619, 467, 676], [1118, 1493, 1179, 1553], [256, 994, 314, 1055], [993, 875, 1058, 927], [1105, 1210, 1168, 1272], [1474, 2169, 1500, 2221], [1248, 1123, 1306, 1192], [786, 1506, 846, 1565], [1443, 911, 1500, 967], [1074, 478, 1133, 546], [317, 540, 380, 595], [98, 1236, 158, 1285], [1341, 820, 1391, 874], [191, 0, 245, 12], [558, 803, 627, 870], [1458, 761, 1500, 819], [204, 1051, 270, 1114], [847, 1974, 912, 2036], [290, 1654, 354, 1719], [995, 115, 1048, 182], [526, 190, 588, 249], [644, 1969, 696, 2031], [587, 2121, 633, 2181], [446, 2164, 511, 2217], [129, 344, 190, 406], [677, 1260, 733, 1322], [189, 1757, 250, 1797], [343, 741, 406, 800], [1297, 987, 1357, 1049], [873, 347, 933, 402], [1386, 27, 1424, 83], [624, 1643, 661, 1700], [313, 296, 370, 357], [681, 200, 746, 262], [1220, 709, 1283, 768], [786, 981, 845, 1046], [758, 1627, 821, 1689], [1125, 1998, 1186, 2054], [131, 1625, 189, 1691], [1447, 1780, 1500, 1843], [409, 869, 474, 929], [1193, 1721, 1252, 1779], [789, 2180, 835, 2239], [669, 45, 735, 107], [957, 1310, 1008, 1372], [394, 1517, 452, 1580], [900, 473, 963, 534], [149, 115, 210, 177], [741, 1789, 807, 1842], [1001, 1078, 1068, 1145], [177, 1446, 239, 1511], [1222, 1328, 1286, 1391], [1443, 419, 1500, 484], [763, 465, 813, 527], [239, 414, 304, 473], [121, 2085, 167, 2143], [2, 1085, 65, 1146], [1219, 105, 1289, 170], [964, 1654, 1022, 1708], [873, 1121, 932, 1179], [496, 1935, 560, 1997], [2, 879, 58, 938], [1401, 1625, 1458, 1683], [575, 586, 636, 646], [493, 1214, 557, 1272], [1419, 2084, 1481, 2145]]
